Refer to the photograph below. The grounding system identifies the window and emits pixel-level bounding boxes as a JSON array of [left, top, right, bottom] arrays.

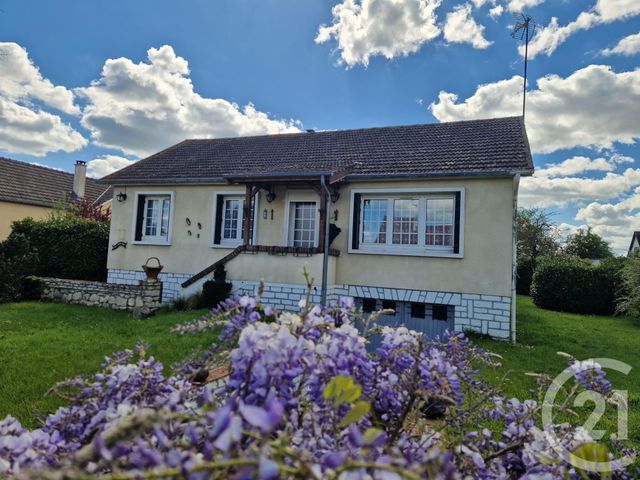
[[354, 190, 462, 256], [362, 199, 387, 243], [432, 304, 449, 321], [134, 193, 173, 244], [411, 303, 426, 319], [213, 192, 257, 247], [425, 198, 454, 248], [362, 298, 376, 313], [222, 197, 244, 244], [382, 300, 396, 312], [289, 201, 317, 247]]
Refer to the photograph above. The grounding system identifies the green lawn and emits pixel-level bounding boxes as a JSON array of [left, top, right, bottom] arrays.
[[475, 295, 640, 446], [0, 302, 212, 427]]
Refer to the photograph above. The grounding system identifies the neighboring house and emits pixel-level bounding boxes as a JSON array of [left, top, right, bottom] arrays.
[[100, 116, 533, 340], [0, 158, 112, 239], [628, 231, 640, 256]]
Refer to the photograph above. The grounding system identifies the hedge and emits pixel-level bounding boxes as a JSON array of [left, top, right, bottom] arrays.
[[0, 234, 39, 303], [530, 255, 625, 315], [9, 217, 109, 282]]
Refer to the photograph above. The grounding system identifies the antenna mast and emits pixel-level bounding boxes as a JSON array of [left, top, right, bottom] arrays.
[[511, 13, 536, 118]]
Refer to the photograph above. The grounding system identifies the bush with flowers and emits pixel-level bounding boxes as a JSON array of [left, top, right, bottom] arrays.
[[0, 277, 636, 479]]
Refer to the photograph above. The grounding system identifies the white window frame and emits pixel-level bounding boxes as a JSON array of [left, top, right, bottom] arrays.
[[131, 191, 175, 246], [211, 191, 260, 248], [348, 187, 465, 258], [283, 191, 320, 248]]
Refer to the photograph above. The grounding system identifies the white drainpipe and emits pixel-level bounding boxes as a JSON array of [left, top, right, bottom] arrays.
[[510, 173, 520, 343]]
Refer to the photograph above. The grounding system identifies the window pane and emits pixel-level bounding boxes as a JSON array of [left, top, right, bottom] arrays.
[[362, 199, 387, 244], [160, 199, 170, 236], [223, 199, 241, 239], [425, 198, 454, 249], [392, 199, 418, 245], [292, 201, 316, 247], [144, 199, 158, 236]]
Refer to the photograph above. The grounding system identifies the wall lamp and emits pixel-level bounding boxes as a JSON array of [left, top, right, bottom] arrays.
[[330, 191, 340, 203], [266, 190, 276, 203], [116, 192, 128, 202]]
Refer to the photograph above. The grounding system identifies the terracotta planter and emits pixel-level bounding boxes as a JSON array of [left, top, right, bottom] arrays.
[[142, 257, 163, 280]]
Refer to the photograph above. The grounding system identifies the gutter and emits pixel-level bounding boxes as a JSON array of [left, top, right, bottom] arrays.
[[97, 169, 535, 186]]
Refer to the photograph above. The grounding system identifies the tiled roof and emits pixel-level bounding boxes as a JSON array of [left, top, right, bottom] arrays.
[[101, 116, 534, 184], [0, 157, 112, 208]]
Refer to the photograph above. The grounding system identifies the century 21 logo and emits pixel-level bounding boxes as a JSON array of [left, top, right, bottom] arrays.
[[541, 358, 632, 473]]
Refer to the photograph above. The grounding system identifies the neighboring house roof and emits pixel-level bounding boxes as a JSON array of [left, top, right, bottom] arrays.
[[0, 157, 112, 208], [100, 116, 534, 185], [628, 231, 640, 255]]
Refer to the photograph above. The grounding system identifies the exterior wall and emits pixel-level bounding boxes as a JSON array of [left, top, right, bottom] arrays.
[[0, 201, 52, 239], [40, 277, 162, 315], [106, 177, 516, 338]]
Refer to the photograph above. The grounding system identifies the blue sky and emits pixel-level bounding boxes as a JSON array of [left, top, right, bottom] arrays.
[[0, 0, 638, 251]]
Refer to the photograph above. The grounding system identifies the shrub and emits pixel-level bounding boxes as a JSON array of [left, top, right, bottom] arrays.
[[531, 255, 625, 315], [9, 217, 109, 281], [200, 264, 232, 308], [0, 295, 632, 478], [0, 234, 39, 303], [516, 257, 535, 295], [20, 276, 43, 301], [616, 251, 640, 318]]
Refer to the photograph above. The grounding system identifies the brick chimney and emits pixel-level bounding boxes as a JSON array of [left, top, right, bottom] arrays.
[[73, 160, 87, 199]]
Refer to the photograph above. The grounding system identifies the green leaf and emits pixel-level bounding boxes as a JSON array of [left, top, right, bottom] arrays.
[[323, 375, 362, 407], [339, 400, 371, 428], [572, 442, 611, 480], [363, 427, 384, 444]]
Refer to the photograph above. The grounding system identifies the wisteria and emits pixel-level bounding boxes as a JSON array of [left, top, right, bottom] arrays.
[[0, 291, 636, 479]]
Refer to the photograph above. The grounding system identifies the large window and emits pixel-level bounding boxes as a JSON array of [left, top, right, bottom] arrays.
[[354, 190, 461, 256], [289, 201, 317, 248], [133, 192, 174, 245]]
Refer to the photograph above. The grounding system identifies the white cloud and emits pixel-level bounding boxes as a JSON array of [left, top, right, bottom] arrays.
[[524, 0, 640, 58], [602, 31, 640, 56], [519, 167, 640, 208], [87, 155, 136, 178], [0, 42, 79, 115], [77, 45, 300, 158], [443, 4, 493, 49], [574, 190, 640, 251], [430, 65, 640, 154], [507, 0, 545, 13], [315, 0, 441, 67], [0, 98, 87, 157], [0, 43, 86, 156], [489, 5, 504, 18], [535, 155, 633, 177]]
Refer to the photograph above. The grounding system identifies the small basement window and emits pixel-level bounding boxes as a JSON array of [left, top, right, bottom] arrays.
[[382, 300, 396, 313], [362, 298, 377, 313], [432, 304, 449, 321], [411, 303, 426, 319]]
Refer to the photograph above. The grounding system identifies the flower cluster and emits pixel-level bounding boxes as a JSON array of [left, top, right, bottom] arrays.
[[0, 295, 635, 479]]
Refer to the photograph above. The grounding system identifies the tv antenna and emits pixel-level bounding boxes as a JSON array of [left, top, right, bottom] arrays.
[[511, 13, 536, 118]]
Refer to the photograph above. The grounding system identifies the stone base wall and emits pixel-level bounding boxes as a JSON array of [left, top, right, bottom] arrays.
[[41, 277, 163, 316], [107, 269, 512, 338]]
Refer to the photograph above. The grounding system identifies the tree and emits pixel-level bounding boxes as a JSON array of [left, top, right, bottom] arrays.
[[517, 208, 559, 260], [564, 227, 613, 259]]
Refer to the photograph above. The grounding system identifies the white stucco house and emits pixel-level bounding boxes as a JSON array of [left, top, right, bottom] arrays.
[[99, 116, 534, 340]]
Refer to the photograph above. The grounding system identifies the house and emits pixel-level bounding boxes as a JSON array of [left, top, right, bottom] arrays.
[[0, 158, 112, 239], [628, 231, 640, 256], [100, 116, 533, 340]]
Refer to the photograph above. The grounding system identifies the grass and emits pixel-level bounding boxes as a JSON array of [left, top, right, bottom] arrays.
[[0, 302, 212, 427], [475, 295, 640, 447]]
